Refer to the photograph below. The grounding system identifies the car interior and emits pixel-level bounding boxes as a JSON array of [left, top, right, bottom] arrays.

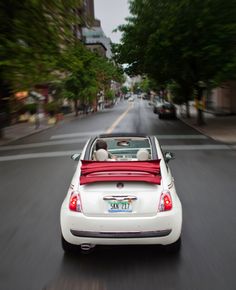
[[91, 137, 152, 161]]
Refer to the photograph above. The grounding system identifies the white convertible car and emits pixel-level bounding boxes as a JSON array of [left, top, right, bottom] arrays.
[[60, 133, 182, 253]]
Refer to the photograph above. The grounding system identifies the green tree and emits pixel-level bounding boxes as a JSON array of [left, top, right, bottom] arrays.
[[121, 86, 129, 95], [61, 44, 123, 116], [61, 44, 98, 116], [0, 0, 82, 134], [115, 0, 236, 125]]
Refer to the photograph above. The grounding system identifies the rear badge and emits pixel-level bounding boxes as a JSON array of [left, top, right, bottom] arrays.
[[117, 182, 124, 189]]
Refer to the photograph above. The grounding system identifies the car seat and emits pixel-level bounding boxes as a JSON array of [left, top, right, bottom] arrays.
[[137, 149, 149, 161], [94, 149, 109, 161]]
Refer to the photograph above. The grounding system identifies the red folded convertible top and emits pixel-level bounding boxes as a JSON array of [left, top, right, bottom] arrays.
[[80, 160, 161, 185]]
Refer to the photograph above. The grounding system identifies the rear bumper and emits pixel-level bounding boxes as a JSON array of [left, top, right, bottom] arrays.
[[61, 207, 182, 246]]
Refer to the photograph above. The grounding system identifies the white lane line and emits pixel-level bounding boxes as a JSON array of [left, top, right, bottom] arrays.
[[155, 135, 207, 139], [51, 131, 103, 140], [0, 138, 88, 151], [0, 135, 208, 151], [0, 151, 81, 162], [162, 144, 230, 150], [0, 145, 231, 162]]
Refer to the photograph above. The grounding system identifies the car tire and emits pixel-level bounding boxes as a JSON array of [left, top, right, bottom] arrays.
[[165, 237, 181, 253], [153, 108, 157, 114], [61, 234, 79, 254], [159, 114, 163, 119]]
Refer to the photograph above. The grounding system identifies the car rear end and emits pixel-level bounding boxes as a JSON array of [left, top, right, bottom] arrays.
[[159, 104, 177, 119], [60, 180, 182, 247]]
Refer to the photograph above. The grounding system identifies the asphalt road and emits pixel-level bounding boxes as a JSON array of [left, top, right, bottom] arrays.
[[0, 98, 236, 290]]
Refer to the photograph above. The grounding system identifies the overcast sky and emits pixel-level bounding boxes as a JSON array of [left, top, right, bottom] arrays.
[[94, 0, 130, 43]]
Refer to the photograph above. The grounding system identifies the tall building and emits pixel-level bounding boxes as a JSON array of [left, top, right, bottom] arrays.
[[84, 0, 101, 27], [82, 26, 112, 58], [82, 0, 112, 58]]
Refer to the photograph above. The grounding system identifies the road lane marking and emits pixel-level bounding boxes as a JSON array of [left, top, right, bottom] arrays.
[[0, 145, 232, 162], [50, 131, 104, 140], [106, 103, 134, 134], [155, 135, 207, 139], [0, 138, 88, 151], [162, 144, 230, 150], [0, 134, 209, 151], [0, 151, 81, 161]]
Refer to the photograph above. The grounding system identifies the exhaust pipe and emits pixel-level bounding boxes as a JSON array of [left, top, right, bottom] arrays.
[[80, 243, 95, 251]]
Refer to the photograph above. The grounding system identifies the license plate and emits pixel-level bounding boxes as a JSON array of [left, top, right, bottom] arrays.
[[108, 200, 132, 213]]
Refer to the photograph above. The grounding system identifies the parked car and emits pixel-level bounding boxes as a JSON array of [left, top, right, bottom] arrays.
[[158, 103, 177, 119], [124, 93, 131, 100], [128, 96, 134, 102], [60, 133, 182, 254]]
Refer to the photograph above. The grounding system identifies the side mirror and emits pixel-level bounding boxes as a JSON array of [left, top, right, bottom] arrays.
[[71, 153, 81, 161], [164, 152, 175, 163]]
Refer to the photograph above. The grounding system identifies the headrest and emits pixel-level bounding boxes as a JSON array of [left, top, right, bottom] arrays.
[[137, 149, 149, 161], [95, 149, 109, 161]]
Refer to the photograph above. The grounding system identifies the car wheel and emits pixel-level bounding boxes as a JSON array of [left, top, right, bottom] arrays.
[[153, 108, 157, 114], [159, 114, 162, 119], [165, 237, 181, 253], [61, 234, 79, 253]]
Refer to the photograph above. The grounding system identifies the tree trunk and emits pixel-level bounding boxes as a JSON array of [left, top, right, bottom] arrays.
[[74, 99, 78, 116], [0, 79, 12, 138], [185, 101, 190, 118], [196, 86, 205, 126]]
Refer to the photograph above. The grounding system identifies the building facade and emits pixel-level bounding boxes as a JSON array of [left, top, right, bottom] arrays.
[[208, 82, 236, 115]]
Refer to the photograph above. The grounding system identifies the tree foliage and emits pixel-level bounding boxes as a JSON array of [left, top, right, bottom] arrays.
[[114, 0, 236, 123], [0, 0, 82, 91], [60, 43, 124, 115], [0, 0, 124, 122]]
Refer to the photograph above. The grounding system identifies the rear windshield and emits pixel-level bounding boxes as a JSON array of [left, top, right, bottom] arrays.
[[163, 103, 174, 108]]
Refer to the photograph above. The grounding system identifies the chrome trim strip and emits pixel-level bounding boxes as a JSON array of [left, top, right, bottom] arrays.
[[70, 229, 172, 239], [103, 195, 137, 201]]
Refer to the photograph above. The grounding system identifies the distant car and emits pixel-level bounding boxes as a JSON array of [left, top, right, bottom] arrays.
[[128, 96, 134, 102], [158, 103, 177, 119], [153, 99, 164, 114], [60, 133, 182, 254]]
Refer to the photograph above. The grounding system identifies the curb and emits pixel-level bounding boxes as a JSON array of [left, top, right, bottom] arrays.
[[0, 125, 53, 146], [178, 116, 236, 146]]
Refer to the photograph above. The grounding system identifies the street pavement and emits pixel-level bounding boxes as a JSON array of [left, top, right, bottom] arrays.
[[1, 102, 236, 147], [0, 98, 236, 290]]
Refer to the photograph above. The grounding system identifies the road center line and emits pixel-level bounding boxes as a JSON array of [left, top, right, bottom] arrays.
[[106, 103, 133, 134]]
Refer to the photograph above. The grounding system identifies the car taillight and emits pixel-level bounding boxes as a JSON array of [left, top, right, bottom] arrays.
[[69, 192, 82, 212], [158, 190, 172, 212]]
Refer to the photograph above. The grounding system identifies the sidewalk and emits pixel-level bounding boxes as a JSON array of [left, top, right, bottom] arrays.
[[0, 111, 98, 146], [0, 112, 79, 146], [178, 106, 236, 145], [0, 118, 53, 146]]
